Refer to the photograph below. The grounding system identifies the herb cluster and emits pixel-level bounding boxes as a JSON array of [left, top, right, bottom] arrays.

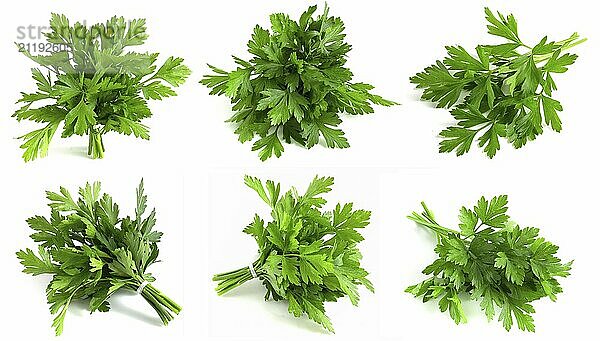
[[17, 180, 181, 335], [213, 175, 373, 331], [406, 195, 572, 331], [14, 14, 191, 161], [202, 5, 396, 160], [411, 8, 584, 157], [10, 5, 582, 336]]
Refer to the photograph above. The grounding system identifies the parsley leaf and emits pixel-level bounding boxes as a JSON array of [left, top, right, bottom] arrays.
[[406, 195, 572, 332], [14, 14, 191, 161], [213, 176, 373, 332], [411, 8, 585, 157], [201, 4, 397, 160], [17, 180, 181, 335]]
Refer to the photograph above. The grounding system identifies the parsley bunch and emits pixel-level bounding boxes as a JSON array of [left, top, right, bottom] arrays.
[[213, 176, 373, 331], [17, 180, 181, 335], [406, 195, 572, 332], [411, 8, 585, 157], [14, 14, 191, 161], [201, 4, 396, 160]]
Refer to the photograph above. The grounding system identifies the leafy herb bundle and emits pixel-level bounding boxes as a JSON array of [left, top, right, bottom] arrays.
[[213, 176, 373, 331], [201, 4, 396, 160], [14, 14, 191, 161], [406, 195, 572, 331], [411, 8, 585, 158], [17, 180, 181, 335]]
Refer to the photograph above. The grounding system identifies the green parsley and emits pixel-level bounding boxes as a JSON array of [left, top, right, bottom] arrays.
[[213, 175, 373, 331], [411, 8, 585, 157], [14, 14, 191, 161], [201, 4, 397, 160], [406, 195, 572, 332], [17, 180, 181, 335]]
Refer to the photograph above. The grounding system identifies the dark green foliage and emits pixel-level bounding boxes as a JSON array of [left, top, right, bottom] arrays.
[[17, 180, 181, 335], [406, 195, 572, 332], [201, 4, 397, 160], [411, 8, 584, 158], [14, 14, 191, 161], [213, 176, 373, 332]]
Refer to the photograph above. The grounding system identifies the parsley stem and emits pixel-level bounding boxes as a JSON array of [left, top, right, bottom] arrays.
[[408, 215, 456, 236], [532, 36, 587, 64], [213, 260, 262, 296], [138, 283, 181, 325], [87, 129, 105, 159]]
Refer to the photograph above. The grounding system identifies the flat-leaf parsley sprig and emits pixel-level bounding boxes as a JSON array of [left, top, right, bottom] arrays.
[[406, 195, 572, 332], [14, 14, 191, 161], [213, 175, 373, 332], [201, 4, 397, 160], [411, 8, 585, 158], [17, 180, 181, 335]]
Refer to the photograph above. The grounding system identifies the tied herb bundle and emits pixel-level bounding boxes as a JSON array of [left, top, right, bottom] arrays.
[[406, 195, 572, 332], [14, 14, 191, 161], [411, 8, 585, 158], [213, 176, 373, 331], [16, 180, 181, 335], [201, 4, 396, 160]]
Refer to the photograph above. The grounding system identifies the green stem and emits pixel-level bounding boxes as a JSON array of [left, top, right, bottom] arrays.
[[533, 37, 587, 63], [88, 129, 105, 159], [138, 283, 182, 326], [492, 34, 586, 75], [213, 260, 261, 296], [407, 215, 456, 237], [147, 284, 182, 313]]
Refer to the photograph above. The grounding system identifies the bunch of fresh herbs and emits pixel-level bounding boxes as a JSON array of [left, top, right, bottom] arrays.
[[17, 180, 181, 335], [411, 8, 584, 157], [406, 195, 572, 331], [213, 175, 373, 331], [201, 4, 396, 160], [14, 14, 191, 161]]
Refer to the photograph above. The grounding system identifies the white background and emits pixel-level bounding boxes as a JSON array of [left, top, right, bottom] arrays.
[[0, 0, 598, 340]]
